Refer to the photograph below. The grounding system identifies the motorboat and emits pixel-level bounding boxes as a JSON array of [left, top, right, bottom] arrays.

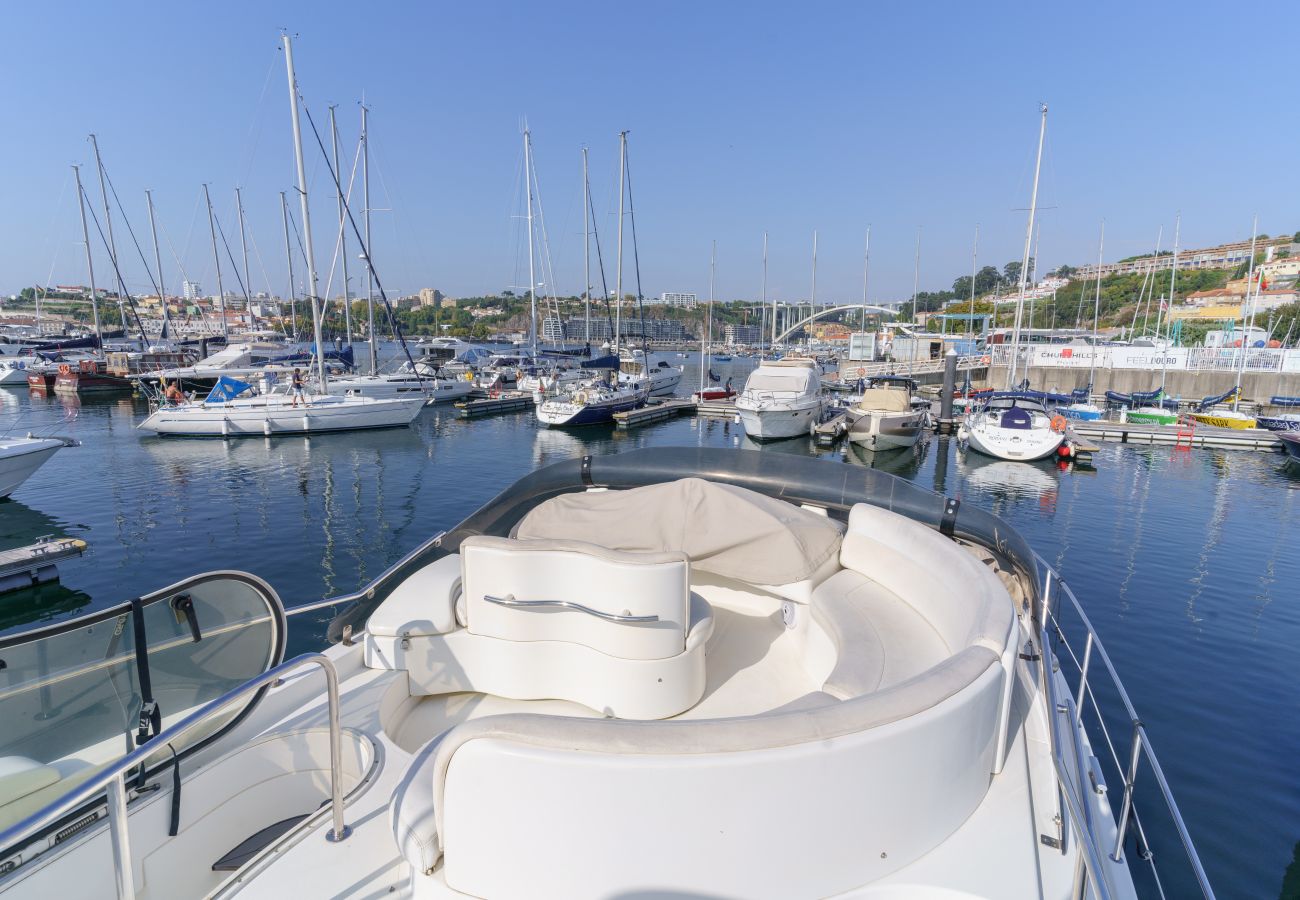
[[0, 359, 33, 386], [534, 376, 646, 427], [959, 393, 1067, 461], [616, 348, 683, 397], [0, 448, 1213, 898], [844, 376, 928, 451], [0, 435, 74, 498], [734, 357, 824, 441], [137, 376, 426, 437]]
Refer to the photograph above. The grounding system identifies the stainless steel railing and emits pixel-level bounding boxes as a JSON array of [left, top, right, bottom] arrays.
[[0, 653, 349, 900], [282, 531, 446, 620], [1033, 552, 1215, 900]]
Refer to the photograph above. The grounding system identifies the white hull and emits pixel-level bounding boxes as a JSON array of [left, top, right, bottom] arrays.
[[961, 420, 1064, 461], [138, 395, 425, 437], [846, 408, 926, 451], [735, 398, 823, 440], [325, 375, 471, 403], [0, 362, 32, 385], [0, 438, 64, 497]]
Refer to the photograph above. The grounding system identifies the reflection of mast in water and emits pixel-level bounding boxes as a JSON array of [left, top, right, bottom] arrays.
[[1185, 451, 1231, 629], [1115, 449, 1155, 616], [932, 435, 950, 494], [1248, 484, 1291, 637], [320, 442, 338, 599]]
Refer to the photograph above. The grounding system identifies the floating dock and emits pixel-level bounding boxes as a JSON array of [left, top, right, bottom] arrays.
[[1070, 420, 1281, 451], [813, 409, 849, 445], [696, 399, 737, 418], [455, 392, 535, 418], [614, 398, 696, 429], [0, 536, 87, 594]]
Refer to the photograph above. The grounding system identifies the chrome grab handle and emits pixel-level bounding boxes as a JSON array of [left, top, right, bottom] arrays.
[[483, 593, 659, 624]]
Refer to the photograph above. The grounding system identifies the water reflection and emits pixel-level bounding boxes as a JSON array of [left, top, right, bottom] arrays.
[[843, 439, 929, 478], [0, 583, 92, 634], [956, 450, 1062, 508]]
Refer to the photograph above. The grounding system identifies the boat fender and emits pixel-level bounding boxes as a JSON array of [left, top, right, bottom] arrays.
[[1050, 415, 1068, 433], [1057, 443, 1074, 459], [980, 356, 990, 365]]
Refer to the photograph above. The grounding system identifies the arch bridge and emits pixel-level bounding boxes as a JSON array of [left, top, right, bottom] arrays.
[[772, 304, 898, 344]]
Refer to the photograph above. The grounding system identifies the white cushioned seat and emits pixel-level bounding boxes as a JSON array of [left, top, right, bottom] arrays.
[[365, 537, 715, 720], [391, 734, 447, 876], [367, 554, 463, 638]]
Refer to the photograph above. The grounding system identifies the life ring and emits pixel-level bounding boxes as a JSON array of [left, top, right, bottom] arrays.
[[856, 367, 866, 376], [980, 355, 990, 365], [58, 364, 71, 376], [1050, 414, 1068, 433]]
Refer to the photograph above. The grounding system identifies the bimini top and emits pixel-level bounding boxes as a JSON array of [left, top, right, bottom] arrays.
[[514, 476, 843, 586]]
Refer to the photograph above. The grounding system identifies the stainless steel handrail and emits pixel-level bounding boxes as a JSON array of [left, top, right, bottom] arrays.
[[0, 653, 350, 899], [482, 593, 660, 624], [283, 531, 445, 617], [1032, 551, 1215, 899]]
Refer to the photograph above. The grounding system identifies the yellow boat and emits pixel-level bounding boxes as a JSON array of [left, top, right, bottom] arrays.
[[1189, 411, 1257, 429]]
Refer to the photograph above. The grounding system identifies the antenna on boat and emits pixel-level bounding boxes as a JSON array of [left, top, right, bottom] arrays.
[[282, 33, 327, 391], [1007, 103, 1048, 390], [71, 165, 102, 342]]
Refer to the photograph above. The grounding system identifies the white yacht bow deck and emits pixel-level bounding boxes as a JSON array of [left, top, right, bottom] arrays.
[[0, 450, 1214, 900]]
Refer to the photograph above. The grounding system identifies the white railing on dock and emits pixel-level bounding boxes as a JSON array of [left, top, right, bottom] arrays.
[[989, 344, 1300, 374], [1034, 553, 1215, 900]]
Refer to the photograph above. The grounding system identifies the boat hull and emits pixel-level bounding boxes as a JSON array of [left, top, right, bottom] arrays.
[[1126, 408, 1179, 426], [735, 400, 823, 441], [846, 408, 926, 451], [1058, 404, 1103, 421], [137, 395, 425, 437], [1255, 414, 1300, 432], [961, 421, 1064, 461], [54, 371, 133, 394], [1280, 432, 1300, 460], [0, 439, 64, 498], [326, 375, 471, 403], [536, 393, 645, 427], [1189, 412, 1256, 429], [0, 363, 31, 385]]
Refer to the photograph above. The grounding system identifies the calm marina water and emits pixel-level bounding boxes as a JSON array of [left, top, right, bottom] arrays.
[[1, 353, 1297, 898]]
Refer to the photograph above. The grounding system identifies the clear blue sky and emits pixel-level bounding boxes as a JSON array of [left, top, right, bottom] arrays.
[[4, 1, 1296, 306]]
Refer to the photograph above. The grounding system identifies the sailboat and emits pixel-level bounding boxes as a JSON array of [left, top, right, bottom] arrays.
[[139, 36, 423, 437], [1190, 221, 1261, 430], [961, 105, 1066, 462], [536, 131, 645, 427]]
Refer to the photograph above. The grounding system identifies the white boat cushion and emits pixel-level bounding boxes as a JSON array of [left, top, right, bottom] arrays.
[[367, 554, 463, 638], [461, 537, 691, 661], [838, 503, 1014, 655], [513, 478, 844, 590], [390, 733, 448, 875]]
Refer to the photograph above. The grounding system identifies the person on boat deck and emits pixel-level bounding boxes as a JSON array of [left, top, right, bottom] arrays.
[[290, 367, 310, 408], [164, 380, 186, 405]]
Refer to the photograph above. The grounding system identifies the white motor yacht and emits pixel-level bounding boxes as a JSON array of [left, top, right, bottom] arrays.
[[0, 359, 33, 386], [0, 435, 73, 497], [616, 348, 683, 397], [0, 448, 1212, 899], [734, 357, 824, 441], [960, 394, 1067, 461], [844, 376, 928, 451]]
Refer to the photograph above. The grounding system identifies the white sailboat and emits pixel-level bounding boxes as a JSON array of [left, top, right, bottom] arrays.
[[963, 104, 1065, 462], [138, 36, 423, 438]]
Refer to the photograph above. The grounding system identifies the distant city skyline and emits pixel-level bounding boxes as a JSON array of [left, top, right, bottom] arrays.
[[2, 2, 1297, 308]]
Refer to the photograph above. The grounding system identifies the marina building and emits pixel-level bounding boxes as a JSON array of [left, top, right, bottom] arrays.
[[541, 316, 566, 342], [569, 317, 689, 342]]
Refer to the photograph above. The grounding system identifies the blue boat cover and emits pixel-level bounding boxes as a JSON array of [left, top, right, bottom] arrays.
[[1271, 396, 1300, 407], [1197, 386, 1238, 412], [1000, 407, 1034, 429], [580, 354, 619, 370], [206, 376, 253, 403]]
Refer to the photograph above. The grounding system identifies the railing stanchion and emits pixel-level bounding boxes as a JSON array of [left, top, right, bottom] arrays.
[[1111, 721, 1143, 862], [323, 658, 350, 842], [1075, 631, 1094, 727], [106, 772, 135, 900]]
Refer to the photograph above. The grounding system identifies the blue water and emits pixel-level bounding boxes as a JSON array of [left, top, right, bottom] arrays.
[[1, 353, 1297, 898]]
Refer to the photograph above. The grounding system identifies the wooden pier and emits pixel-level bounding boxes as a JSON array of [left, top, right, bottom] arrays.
[[613, 398, 696, 429], [813, 408, 849, 445], [0, 536, 87, 594], [1069, 420, 1281, 451], [455, 391, 535, 418]]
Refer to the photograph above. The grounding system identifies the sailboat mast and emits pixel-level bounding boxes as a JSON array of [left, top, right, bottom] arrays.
[[809, 230, 818, 350], [89, 134, 128, 334], [72, 166, 102, 341], [763, 232, 772, 348], [1157, 214, 1179, 345], [282, 33, 326, 389], [1008, 103, 1048, 390], [280, 191, 297, 341], [145, 190, 170, 341], [361, 104, 377, 371], [523, 128, 537, 354], [861, 226, 870, 334], [1234, 216, 1258, 409], [968, 224, 979, 345], [202, 185, 228, 339], [235, 187, 252, 314], [1088, 221, 1104, 388], [329, 106, 352, 345], [702, 241, 715, 386], [582, 147, 591, 345], [614, 131, 627, 353]]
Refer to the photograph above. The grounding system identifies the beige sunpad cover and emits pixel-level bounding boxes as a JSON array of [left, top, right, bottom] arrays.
[[515, 477, 842, 586], [854, 388, 911, 412]]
